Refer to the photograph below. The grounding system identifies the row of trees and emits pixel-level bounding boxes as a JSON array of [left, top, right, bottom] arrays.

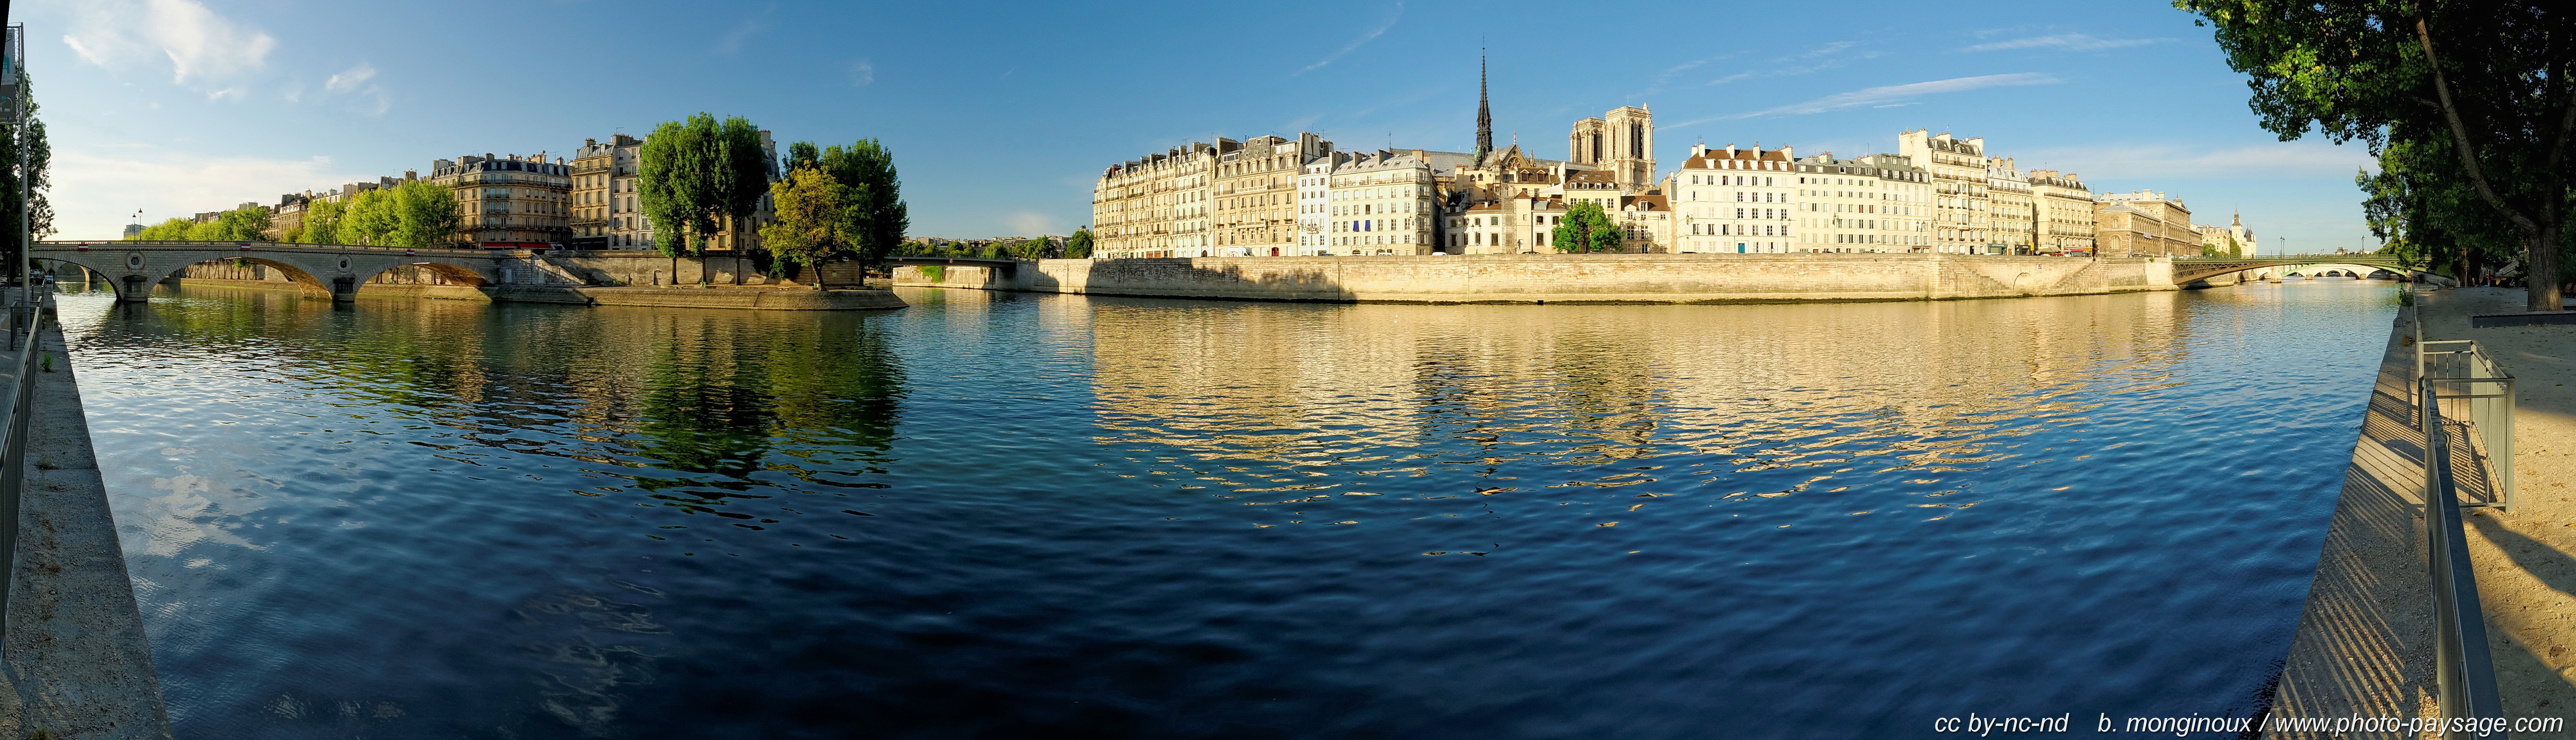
[[639, 113, 912, 281], [128, 180, 461, 249], [2179, 0, 2576, 309], [892, 229, 1094, 260]]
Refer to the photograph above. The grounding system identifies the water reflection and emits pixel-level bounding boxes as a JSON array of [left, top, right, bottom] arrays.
[[61, 280, 2389, 738]]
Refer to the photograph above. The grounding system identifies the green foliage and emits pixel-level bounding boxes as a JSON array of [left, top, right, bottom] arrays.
[[297, 199, 346, 244], [1064, 228, 1094, 258], [1549, 202, 1624, 253], [333, 181, 461, 248], [0, 70, 54, 259], [2176, 0, 2576, 307], [1013, 236, 1053, 259], [130, 217, 192, 240], [340, 189, 398, 245], [759, 167, 859, 269], [640, 113, 771, 262], [786, 138, 909, 263]]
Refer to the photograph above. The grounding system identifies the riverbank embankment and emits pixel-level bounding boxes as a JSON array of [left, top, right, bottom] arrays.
[[0, 320, 172, 738], [891, 253, 2180, 304], [148, 273, 906, 312], [2266, 287, 2576, 737]]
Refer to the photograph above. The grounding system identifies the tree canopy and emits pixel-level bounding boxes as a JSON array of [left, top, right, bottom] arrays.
[[759, 167, 861, 270], [332, 181, 460, 248], [640, 113, 770, 261], [1550, 202, 1624, 253], [1064, 228, 1094, 258], [786, 138, 909, 264], [2177, 0, 2576, 307]]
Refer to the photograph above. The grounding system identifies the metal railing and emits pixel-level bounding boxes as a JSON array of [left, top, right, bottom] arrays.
[[2410, 305, 2509, 723], [0, 281, 56, 645]]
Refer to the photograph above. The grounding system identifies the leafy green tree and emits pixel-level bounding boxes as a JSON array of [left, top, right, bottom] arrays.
[[787, 138, 910, 264], [390, 181, 461, 248], [759, 167, 858, 272], [1014, 236, 1053, 259], [298, 199, 347, 244], [130, 217, 191, 240], [1550, 202, 1623, 253], [640, 113, 770, 278], [214, 206, 272, 240], [340, 189, 398, 245], [1064, 228, 1094, 258], [0, 70, 53, 267], [2177, 0, 2576, 308]]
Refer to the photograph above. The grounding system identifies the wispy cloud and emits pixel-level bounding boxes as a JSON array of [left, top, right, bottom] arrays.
[[1299, 3, 1403, 74], [1006, 212, 1055, 237], [850, 59, 875, 86], [1672, 73, 2060, 126], [1965, 34, 2168, 52], [321, 62, 391, 115], [61, 0, 277, 86], [1705, 72, 1754, 86], [1791, 41, 1856, 59], [2017, 141, 2376, 180], [715, 5, 776, 55], [325, 63, 375, 93]]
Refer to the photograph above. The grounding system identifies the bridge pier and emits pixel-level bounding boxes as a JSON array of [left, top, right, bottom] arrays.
[[331, 277, 359, 303], [113, 275, 154, 303]]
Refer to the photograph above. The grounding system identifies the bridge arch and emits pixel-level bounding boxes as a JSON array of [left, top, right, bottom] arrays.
[[32, 240, 507, 303]]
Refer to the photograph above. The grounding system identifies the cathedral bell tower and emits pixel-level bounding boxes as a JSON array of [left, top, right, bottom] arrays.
[[1475, 54, 1493, 164]]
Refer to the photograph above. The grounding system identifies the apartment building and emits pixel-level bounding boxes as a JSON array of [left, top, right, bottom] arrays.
[[427, 153, 574, 247], [1093, 141, 1218, 258], [1669, 143, 1796, 254], [1214, 135, 1320, 257], [1328, 149, 1463, 255], [1791, 152, 1928, 253], [1987, 157, 2035, 255], [569, 138, 615, 249], [1898, 130, 1991, 254], [2029, 169, 2095, 256]]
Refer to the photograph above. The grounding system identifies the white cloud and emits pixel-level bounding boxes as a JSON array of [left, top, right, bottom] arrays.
[[1965, 34, 2168, 52], [325, 63, 376, 93], [1299, 2, 1403, 74], [61, 0, 277, 85], [716, 5, 775, 55], [50, 146, 369, 240], [2015, 141, 2377, 180], [850, 59, 874, 86], [1679, 73, 2061, 125], [1705, 72, 1753, 86]]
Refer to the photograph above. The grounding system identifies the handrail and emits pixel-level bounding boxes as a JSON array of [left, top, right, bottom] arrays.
[[2410, 303, 2508, 723], [0, 281, 55, 648]]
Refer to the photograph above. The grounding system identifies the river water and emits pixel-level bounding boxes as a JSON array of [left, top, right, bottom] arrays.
[[54, 280, 2392, 738]]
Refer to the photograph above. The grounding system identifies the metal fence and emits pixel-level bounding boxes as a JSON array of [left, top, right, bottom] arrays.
[[0, 282, 54, 645], [2411, 306, 2509, 722]]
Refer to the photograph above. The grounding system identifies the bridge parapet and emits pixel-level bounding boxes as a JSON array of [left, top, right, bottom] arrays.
[[30, 240, 512, 303]]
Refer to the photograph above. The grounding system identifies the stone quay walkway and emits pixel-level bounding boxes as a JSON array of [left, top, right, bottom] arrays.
[[0, 321, 171, 739], [2266, 286, 2576, 738]]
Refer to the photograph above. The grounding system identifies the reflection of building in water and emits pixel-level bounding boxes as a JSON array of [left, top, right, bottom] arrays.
[[1083, 294, 2198, 473]]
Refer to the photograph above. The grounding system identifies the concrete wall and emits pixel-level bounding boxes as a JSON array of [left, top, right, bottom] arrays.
[[537, 251, 767, 287], [891, 254, 2179, 304]]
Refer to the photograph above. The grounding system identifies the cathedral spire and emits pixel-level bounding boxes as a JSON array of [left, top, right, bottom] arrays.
[[1475, 52, 1493, 163]]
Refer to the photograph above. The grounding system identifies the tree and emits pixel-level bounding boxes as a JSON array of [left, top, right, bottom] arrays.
[[0, 70, 53, 269], [129, 217, 191, 240], [1550, 202, 1623, 253], [1014, 236, 1052, 259], [390, 181, 461, 248], [641, 113, 771, 282], [2176, 0, 2576, 309], [340, 189, 399, 245], [758, 167, 857, 274], [788, 138, 909, 264], [1064, 228, 1095, 258], [298, 199, 347, 244]]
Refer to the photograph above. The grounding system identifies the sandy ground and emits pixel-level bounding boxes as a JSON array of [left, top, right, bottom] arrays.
[[2423, 287, 2576, 736]]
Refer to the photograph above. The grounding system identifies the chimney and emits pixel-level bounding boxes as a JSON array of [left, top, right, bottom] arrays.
[[1725, 144, 1737, 157], [1781, 145, 1792, 160], [1691, 142, 1706, 157]]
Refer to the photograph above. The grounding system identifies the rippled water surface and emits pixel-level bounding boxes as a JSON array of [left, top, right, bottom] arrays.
[[56, 280, 2393, 738]]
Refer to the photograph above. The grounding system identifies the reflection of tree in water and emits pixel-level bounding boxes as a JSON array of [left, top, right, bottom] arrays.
[[626, 313, 907, 513]]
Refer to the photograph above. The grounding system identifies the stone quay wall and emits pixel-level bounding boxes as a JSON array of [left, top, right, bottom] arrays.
[[890, 254, 2180, 304]]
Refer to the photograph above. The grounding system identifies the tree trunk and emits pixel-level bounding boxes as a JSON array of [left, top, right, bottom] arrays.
[[2534, 220, 2564, 311]]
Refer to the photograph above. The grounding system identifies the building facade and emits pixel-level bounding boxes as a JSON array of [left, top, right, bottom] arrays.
[[1669, 143, 1796, 254], [1327, 149, 1450, 255], [1093, 141, 1218, 258], [1897, 130, 1992, 254], [1792, 152, 1926, 253], [1213, 135, 1317, 257], [2093, 190, 2196, 257], [2029, 169, 2095, 256], [1567, 106, 1655, 189], [2193, 211, 2257, 257], [1987, 157, 2035, 255], [569, 138, 615, 249], [428, 153, 575, 247]]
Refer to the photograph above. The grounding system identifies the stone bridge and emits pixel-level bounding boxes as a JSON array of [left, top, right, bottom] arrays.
[[2171, 254, 2421, 284], [882, 256, 1024, 277], [32, 240, 515, 303]]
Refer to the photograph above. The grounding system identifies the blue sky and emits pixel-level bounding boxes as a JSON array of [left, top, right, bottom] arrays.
[[24, 0, 2379, 253]]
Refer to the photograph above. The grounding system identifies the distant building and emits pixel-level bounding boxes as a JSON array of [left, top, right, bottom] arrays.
[[1670, 143, 1796, 254], [2194, 211, 2257, 257], [2093, 190, 2196, 257], [1792, 151, 1930, 254], [569, 137, 619, 249], [2029, 169, 2095, 256], [1897, 130, 1991, 254], [121, 223, 143, 238], [1988, 158, 2035, 254], [427, 153, 573, 248]]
